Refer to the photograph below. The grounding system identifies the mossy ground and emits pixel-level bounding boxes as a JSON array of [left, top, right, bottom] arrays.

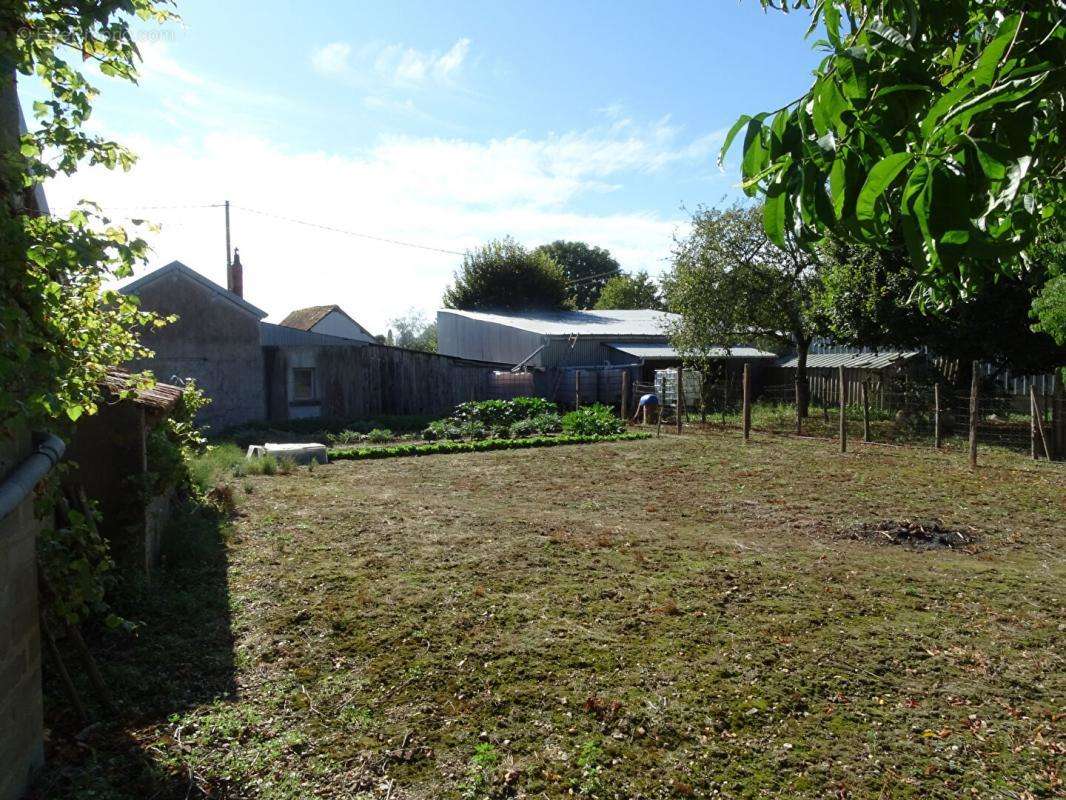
[[34, 430, 1064, 799]]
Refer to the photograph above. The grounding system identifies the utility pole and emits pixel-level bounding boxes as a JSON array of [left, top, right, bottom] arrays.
[[224, 199, 231, 271]]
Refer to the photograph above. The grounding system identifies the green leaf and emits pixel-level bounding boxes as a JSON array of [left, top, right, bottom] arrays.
[[763, 179, 789, 249], [972, 14, 1021, 88], [867, 18, 914, 52], [66, 405, 85, 421], [740, 115, 769, 196], [718, 115, 751, 167], [856, 153, 913, 224]]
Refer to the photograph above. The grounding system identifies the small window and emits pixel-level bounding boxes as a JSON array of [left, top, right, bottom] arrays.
[[292, 367, 316, 401]]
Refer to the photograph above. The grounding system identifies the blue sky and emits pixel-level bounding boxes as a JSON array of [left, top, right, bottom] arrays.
[[32, 0, 820, 332]]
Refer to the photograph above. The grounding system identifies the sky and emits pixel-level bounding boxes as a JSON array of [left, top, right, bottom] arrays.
[[24, 0, 821, 334]]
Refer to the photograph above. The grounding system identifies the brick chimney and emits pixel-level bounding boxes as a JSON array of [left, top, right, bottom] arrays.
[[228, 248, 243, 297]]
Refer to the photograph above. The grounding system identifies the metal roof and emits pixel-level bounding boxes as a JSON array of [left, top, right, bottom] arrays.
[[438, 308, 678, 337], [120, 261, 268, 319], [607, 342, 776, 360], [775, 350, 922, 370]]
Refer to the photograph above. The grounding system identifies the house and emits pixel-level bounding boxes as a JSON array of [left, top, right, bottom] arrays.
[[279, 304, 375, 343], [121, 259, 269, 431], [121, 260, 511, 429]]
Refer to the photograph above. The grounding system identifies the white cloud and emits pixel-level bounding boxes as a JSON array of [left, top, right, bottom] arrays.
[[313, 37, 473, 88], [40, 48, 726, 335], [310, 42, 352, 77], [137, 40, 205, 86]]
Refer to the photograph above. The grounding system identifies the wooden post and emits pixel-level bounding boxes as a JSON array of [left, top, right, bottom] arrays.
[[934, 383, 942, 449], [620, 369, 630, 421], [676, 366, 684, 434], [968, 361, 979, 470], [861, 380, 870, 443], [1031, 385, 1038, 460], [575, 371, 581, 410], [1054, 373, 1064, 461], [700, 371, 707, 424], [742, 363, 752, 441], [838, 365, 847, 453], [1031, 386, 1051, 460], [795, 378, 802, 435], [656, 375, 665, 438]]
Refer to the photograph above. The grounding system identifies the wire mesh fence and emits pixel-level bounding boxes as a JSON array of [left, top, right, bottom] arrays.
[[476, 364, 1063, 464], [636, 370, 1064, 463]]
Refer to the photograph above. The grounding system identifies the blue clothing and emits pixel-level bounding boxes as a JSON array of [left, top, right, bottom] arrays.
[[637, 393, 660, 408]]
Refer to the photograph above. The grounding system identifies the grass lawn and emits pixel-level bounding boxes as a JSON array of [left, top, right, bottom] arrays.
[[35, 431, 1064, 799]]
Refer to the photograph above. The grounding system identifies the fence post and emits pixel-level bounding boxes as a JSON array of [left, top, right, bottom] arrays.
[[675, 365, 684, 434], [838, 365, 847, 453], [620, 370, 630, 421], [700, 371, 707, 424], [795, 378, 803, 435], [575, 371, 581, 410], [1054, 372, 1064, 461], [1031, 386, 1051, 460], [968, 361, 979, 470], [861, 379, 870, 443], [742, 363, 752, 442], [934, 382, 942, 449], [656, 375, 665, 438]]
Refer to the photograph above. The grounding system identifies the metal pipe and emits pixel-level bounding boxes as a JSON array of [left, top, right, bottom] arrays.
[[0, 433, 66, 521]]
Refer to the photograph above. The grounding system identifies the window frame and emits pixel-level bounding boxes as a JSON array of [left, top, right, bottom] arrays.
[[292, 367, 316, 402]]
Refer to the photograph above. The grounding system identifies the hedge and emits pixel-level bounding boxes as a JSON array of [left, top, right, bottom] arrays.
[[328, 432, 650, 461]]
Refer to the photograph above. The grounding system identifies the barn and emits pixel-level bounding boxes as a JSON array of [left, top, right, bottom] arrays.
[[436, 308, 688, 372], [436, 308, 777, 406]]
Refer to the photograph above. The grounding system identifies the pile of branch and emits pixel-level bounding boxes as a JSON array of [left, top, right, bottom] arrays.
[[838, 518, 979, 550]]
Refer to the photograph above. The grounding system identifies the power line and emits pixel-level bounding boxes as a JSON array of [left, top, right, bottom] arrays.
[[232, 205, 466, 256], [566, 268, 621, 286]]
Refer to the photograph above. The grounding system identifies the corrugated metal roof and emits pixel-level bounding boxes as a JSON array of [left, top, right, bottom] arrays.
[[775, 350, 922, 369], [607, 343, 777, 360], [102, 369, 183, 411], [438, 308, 678, 337]]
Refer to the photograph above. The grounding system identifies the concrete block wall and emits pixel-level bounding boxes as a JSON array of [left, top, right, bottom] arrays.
[[0, 431, 45, 800]]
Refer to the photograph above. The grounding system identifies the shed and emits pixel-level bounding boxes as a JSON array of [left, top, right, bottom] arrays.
[[769, 350, 925, 408], [65, 371, 184, 573]]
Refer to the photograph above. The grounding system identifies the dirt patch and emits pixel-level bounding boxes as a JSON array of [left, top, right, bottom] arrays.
[[838, 518, 980, 550]]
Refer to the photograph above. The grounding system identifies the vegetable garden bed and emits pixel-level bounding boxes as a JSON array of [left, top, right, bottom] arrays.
[[328, 432, 649, 461]]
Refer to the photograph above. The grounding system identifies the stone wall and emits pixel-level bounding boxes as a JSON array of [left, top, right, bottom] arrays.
[[0, 430, 46, 800]]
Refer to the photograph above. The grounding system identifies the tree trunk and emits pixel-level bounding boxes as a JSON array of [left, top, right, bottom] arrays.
[[795, 338, 811, 419]]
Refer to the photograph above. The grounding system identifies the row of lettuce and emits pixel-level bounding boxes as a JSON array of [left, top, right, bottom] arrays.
[[329, 432, 650, 461]]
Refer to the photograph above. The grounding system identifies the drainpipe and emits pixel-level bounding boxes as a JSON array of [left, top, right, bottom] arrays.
[[0, 434, 65, 521]]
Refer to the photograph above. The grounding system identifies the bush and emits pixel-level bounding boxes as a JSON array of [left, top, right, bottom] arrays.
[[508, 412, 563, 438], [366, 428, 392, 443], [451, 396, 556, 428], [422, 420, 463, 441], [326, 429, 363, 446], [562, 404, 624, 436]]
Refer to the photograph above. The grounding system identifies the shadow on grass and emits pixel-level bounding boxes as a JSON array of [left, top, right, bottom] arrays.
[[29, 502, 235, 799]]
